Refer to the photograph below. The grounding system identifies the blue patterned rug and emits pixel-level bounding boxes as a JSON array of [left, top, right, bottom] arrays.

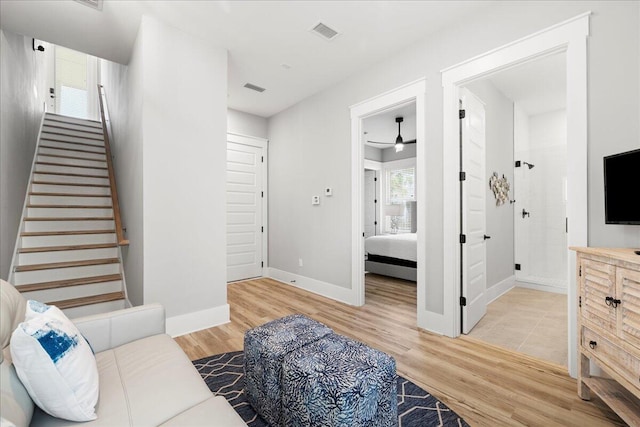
[[193, 351, 470, 426]]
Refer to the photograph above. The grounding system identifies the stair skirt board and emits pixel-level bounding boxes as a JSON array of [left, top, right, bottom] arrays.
[[29, 195, 112, 206], [13, 262, 121, 285], [18, 246, 118, 264], [19, 279, 123, 303], [62, 299, 127, 319], [21, 232, 117, 248]]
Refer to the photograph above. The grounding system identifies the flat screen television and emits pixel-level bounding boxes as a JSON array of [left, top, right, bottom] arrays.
[[604, 148, 640, 225]]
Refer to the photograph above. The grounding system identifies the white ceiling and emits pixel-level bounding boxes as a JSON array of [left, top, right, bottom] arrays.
[[482, 52, 566, 116], [0, 0, 499, 118], [363, 102, 416, 149]]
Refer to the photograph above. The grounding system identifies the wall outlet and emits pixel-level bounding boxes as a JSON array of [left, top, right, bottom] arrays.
[[325, 187, 333, 196], [299, 258, 303, 267], [312, 196, 320, 205]]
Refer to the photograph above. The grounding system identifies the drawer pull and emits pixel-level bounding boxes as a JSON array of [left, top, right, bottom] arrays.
[[589, 340, 597, 349]]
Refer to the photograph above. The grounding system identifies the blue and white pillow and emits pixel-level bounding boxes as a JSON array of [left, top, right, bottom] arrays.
[[10, 301, 99, 422]]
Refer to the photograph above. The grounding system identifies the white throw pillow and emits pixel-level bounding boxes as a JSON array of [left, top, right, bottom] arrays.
[[10, 301, 99, 422]]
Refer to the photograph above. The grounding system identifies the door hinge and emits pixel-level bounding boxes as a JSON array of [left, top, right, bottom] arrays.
[[363, 232, 365, 237], [459, 171, 466, 181], [374, 221, 377, 225], [374, 199, 377, 204], [459, 109, 466, 119], [460, 234, 466, 244], [579, 296, 582, 308], [261, 156, 264, 163], [515, 264, 521, 271], [579, 265, 582, 277], [460, 296, 467, 306], [261, 226, 264, 233], [261, 191, 264, 198], [374, 177, 377, 182]]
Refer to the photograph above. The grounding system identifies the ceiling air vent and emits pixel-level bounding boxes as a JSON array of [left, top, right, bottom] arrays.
[[74, 0, 103, 10], [310, 22, 340, 41], [244, 83, 266, 93]]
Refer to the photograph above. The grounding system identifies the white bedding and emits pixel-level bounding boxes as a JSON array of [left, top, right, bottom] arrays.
[[365, 233, 417, 262]]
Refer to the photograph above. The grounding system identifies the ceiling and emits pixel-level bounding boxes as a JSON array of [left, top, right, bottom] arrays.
[[0, 0, 499, 118], [363, 102, 416, 149]]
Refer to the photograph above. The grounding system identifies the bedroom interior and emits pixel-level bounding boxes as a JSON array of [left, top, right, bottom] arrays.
[[460, 52, 569, 366]]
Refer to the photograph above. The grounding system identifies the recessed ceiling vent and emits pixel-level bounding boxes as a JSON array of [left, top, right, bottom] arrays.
[[310, 22, 340, 41], [244, 83, 266, 93], [74, 0, 103, 10]]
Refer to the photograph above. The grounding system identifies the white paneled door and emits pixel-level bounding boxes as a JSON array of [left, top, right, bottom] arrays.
[[227, 138, 265, 282], [461, 88, 487, 334]]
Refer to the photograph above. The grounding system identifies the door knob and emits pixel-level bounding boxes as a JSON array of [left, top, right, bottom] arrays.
[[522, 209, 530, 218]]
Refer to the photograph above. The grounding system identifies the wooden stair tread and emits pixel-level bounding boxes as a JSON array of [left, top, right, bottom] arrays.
[[19, 243, 117, 253], [37, 153, 106, 162], [40, 138, 105, 149], [21, 230, 116, 236], [32, 181, 109, 188], [27, 204, 112, 209], [43, 124, 104, 135], [42, 130, 104, 141], [15, 274, 122, 293], [24, 216, 114, 221], [33, 171, 108, 179], [45, 113, 101, 124], [36, 161, 107, 170], [40, 145, 105, 155], [15, 258, 120, 272], [49, 292, 125, 310], [29, 192, 110, 198]]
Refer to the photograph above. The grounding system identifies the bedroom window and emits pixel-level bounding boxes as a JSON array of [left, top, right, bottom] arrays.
[[384, 164, 415, 233]]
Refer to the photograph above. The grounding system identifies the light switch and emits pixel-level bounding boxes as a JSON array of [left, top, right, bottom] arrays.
[[312, 196, 320, 205]]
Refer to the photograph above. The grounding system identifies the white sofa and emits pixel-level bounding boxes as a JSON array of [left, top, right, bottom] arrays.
[[0, 280, 246, 427]]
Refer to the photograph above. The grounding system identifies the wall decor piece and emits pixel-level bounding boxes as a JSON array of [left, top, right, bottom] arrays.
[[489, 172, 510, 206]]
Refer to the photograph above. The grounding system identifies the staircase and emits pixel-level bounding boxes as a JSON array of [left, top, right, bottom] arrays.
[[9, 112, 128, 318]]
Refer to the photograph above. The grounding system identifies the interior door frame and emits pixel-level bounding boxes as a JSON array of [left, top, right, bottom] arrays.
[[441, 12, 590, 378], [350, 78, 429, 328], [227, 132, 269, 280]]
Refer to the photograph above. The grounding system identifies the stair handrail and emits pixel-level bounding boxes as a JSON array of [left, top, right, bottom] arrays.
[[97, 84, 129, 246]]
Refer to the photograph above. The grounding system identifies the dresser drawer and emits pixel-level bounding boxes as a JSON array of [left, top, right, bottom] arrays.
[[583, 326, 640, 387]]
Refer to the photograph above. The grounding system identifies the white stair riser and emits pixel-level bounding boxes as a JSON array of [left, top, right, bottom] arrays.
[[21, 233, 117, 248], [40, 140, 106, 154], [42, 121, 103, 134], [19, 247, 118, 265], [45, 114, 102, 128], [21, 280, 123, 304], [24, 219, 115, 232], [37, 155, 107, 169], [30, 195, 112, 206], [35, 163, 109, 177], [62, 299, 126, 320], [41, 133, 104, 147], [32, 173, 110, 186], [27, 207, 113, 218], [42, 126, 104, 141], [31, 183, 110, 195], [39, 147, 107, 161], [13, 263, 120, 285]]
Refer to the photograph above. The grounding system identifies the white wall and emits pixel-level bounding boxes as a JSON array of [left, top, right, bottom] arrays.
[[464, 80, 515, 291], [267, 1, 640, 314], [228, 108, 267, 139], [100, 16, 229, 336], [0, 29, 49, 280]]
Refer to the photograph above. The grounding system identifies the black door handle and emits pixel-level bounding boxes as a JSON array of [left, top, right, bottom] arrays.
[[522, 209, 530, 218], [483, 235, 491, 240]]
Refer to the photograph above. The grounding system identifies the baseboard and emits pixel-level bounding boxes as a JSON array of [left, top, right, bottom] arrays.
[[486, 275, 516, 304], [267, 268, 356, 305], [166, 304, 230, 338], [516, 281, 568, 295]]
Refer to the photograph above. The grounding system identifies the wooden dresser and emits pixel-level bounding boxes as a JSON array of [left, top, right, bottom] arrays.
[[572, 247, 640, 424]]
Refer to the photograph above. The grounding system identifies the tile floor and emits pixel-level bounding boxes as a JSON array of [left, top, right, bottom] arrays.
[[467, 286, 568, 366]]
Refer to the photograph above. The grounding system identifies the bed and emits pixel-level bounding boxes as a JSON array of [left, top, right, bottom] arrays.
[[365, 233, 417, 281]]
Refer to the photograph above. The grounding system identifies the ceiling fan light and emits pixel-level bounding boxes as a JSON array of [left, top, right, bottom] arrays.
[[395, 142, 404, 153]]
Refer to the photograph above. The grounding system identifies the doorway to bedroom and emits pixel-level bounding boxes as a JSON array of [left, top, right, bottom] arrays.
[[362, 102, 418, 310]]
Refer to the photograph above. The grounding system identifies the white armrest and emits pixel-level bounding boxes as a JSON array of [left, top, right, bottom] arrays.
[[72, 304, 166, 353]]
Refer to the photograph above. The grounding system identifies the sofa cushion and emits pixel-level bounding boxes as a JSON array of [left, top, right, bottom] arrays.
[[10, 303, 99, 422], [30, 334, 214, 427], [158, 396, 246, 426]]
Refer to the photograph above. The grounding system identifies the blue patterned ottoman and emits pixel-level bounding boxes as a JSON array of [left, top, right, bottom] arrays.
[[281, 333, 398, 427], [244, 314, 333, 427]]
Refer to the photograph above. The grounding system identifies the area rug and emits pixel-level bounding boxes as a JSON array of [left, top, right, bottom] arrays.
[[193, 351, 470, 427]]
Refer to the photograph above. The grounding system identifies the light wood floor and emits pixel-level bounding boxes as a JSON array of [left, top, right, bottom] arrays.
[[175, 274, 624, 427]]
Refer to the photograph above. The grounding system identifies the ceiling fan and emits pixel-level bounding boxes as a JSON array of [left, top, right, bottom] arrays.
[[366, 117, 416, 153]]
